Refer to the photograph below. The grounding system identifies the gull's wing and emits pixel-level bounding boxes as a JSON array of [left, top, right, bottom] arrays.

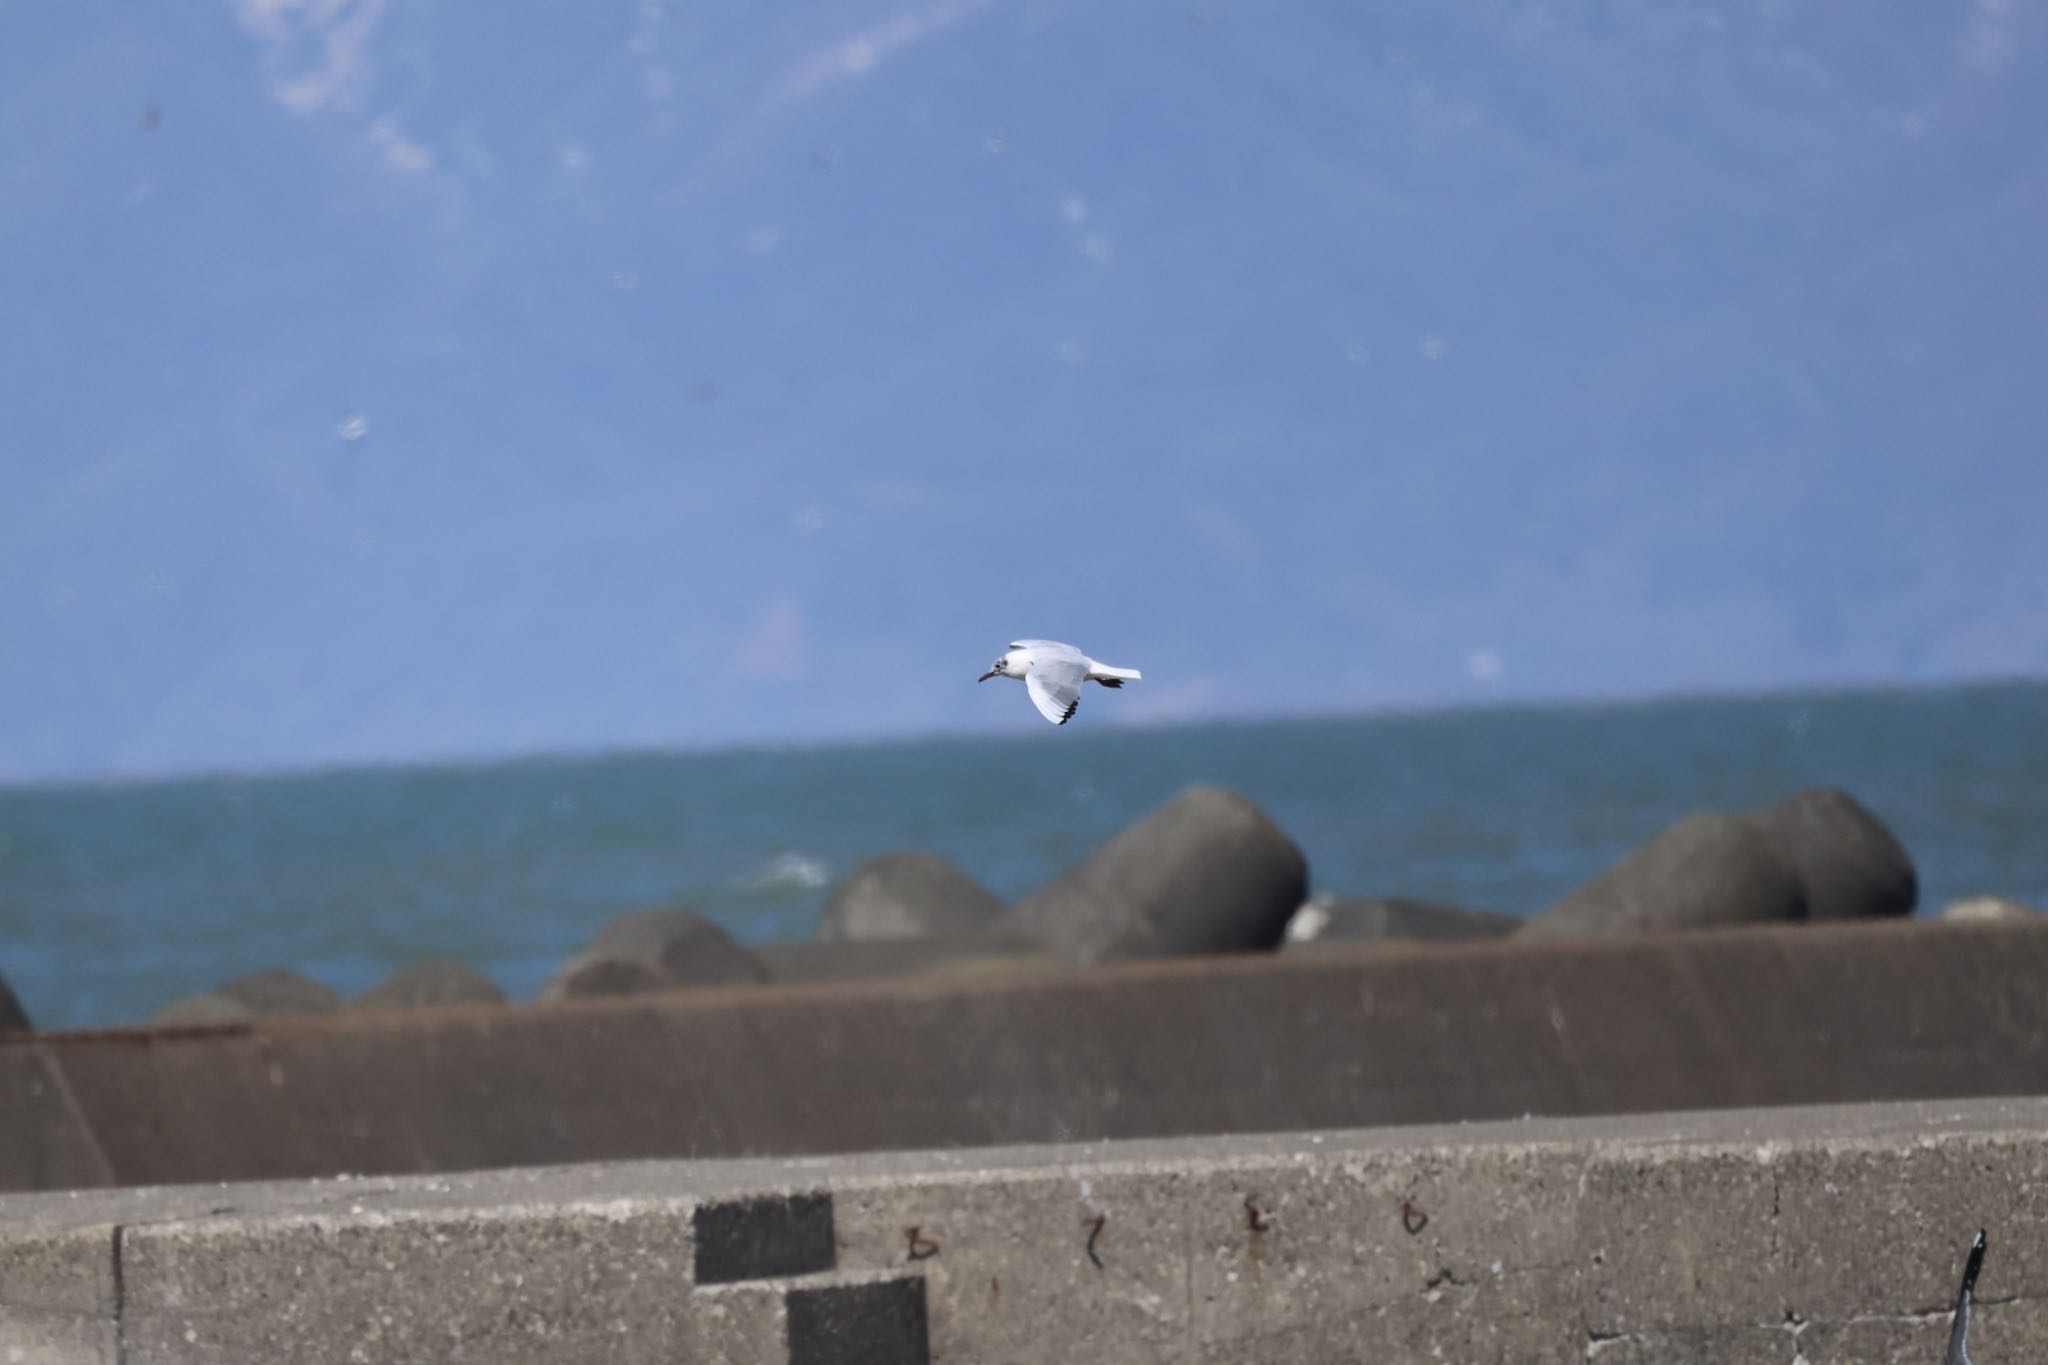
[[1026, 657, 1086, 725], [1011, 639, 1082, 659]]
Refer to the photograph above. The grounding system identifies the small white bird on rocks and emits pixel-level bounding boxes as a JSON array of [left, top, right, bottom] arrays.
[[978, 639, 1142, 725]]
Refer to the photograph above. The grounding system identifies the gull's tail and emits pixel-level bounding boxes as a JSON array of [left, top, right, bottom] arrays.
[[1089, 662, 1142, 688]]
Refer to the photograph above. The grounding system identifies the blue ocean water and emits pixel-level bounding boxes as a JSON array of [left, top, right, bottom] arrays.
[[2, 682, 2044, 1031]]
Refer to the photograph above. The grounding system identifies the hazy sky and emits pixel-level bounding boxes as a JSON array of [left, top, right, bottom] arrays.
[[3, 0, 2044, 781]]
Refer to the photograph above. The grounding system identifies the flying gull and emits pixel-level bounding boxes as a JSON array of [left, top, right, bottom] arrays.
[[978, 639, 1142, 725]]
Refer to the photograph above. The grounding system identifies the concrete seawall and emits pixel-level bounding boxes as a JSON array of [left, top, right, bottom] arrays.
[[10, 919, 2048, 1193], [6, 1097, 2048, 1363]]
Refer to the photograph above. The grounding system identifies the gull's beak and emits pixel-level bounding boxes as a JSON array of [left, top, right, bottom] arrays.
[[977, 669, 998, 682]]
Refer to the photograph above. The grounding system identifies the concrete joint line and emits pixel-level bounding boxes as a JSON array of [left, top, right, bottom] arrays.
[[111, 1223, 127, 1365]]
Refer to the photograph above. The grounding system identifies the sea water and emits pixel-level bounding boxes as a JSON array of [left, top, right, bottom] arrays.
[[2, 682, 2043, 1030]]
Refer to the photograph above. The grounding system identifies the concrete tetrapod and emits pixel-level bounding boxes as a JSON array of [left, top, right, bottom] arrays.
[[1001, 786, 1308, 963]]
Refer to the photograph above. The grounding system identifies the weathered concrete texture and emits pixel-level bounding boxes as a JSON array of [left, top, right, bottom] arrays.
[[749, 939, 1061, 985], [1175, 1144, 1584, 1364], [152, 969, 344, 1025], [118, 1199, 697, 1365], [1582, 1324, 1797, 1364], [1745, 786, 1916, 921], [816, 853, 1004, 943], [686, 1280, 785, 1362], [354, 960, 507, 1011], [1523, 787, 1918, 938], [0, 1222, 117, 1365], [13, 918, 2048, 1194], [0, 971, 30, 1034], [0, 1315, 117, 1365], [1796, 1298, 2048, 1365], [539, 908, 767, 1001], [1520, 811, 1803, 937], [1772, 1137, 2048, 1321], [1578, 1144, 1780, 1333], [9, 1099, 2048, 1364], [1001, 786, 1309, 963], [0, 1044, 112, 1192], [831, 1162, 1199, 1363], [832, 1141, 1588, 1364]]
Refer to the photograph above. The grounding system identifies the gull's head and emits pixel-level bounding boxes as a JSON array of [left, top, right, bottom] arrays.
[[978, 647, 1023, 682]]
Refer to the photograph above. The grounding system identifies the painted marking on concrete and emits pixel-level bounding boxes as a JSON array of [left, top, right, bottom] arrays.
[[693, 1191, 836, 1285], [787, 1274, 930, 1365]]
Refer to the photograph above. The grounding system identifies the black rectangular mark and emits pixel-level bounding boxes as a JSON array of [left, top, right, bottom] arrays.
[[787, 1276, 930, 1365], [692, 1191, 835, 1285]]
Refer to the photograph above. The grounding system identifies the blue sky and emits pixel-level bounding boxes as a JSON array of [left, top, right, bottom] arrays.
[[2, 0, 2044, 781]]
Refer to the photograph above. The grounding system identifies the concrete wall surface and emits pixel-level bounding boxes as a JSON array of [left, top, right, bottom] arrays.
[[12, 919, 2048, 1194], [4, 1097, 2047, 1364]]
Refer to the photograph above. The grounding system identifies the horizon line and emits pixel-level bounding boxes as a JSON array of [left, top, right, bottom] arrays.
[[3, 671, 2042, 796]]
